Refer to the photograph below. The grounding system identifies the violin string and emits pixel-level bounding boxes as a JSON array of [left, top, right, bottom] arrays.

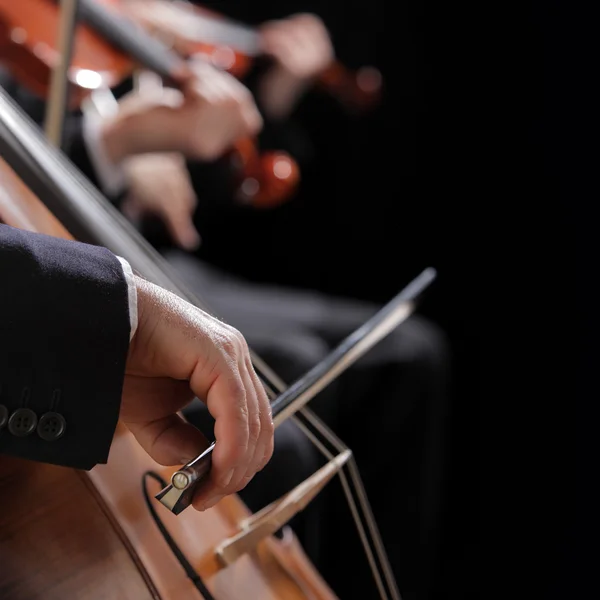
[[0, 74, 401, 599]]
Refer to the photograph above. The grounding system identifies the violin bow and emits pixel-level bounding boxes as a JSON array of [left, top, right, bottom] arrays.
[[44, 0, 79, 146], [0, 13, 412, 594]]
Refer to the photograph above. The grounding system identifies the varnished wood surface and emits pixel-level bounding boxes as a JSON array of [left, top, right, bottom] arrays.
[[0, 0, 132, 106], [0, 156, 70, 236], [0, 157, 337, 599], [0, 458, 157, 600]]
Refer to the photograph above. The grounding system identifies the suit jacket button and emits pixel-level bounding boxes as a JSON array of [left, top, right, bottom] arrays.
[[8, 408, 38, 436], [37, 412, 66, 441], [0, 404, 8, 430]]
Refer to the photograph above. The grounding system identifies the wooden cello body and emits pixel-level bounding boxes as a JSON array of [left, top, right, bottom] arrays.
[[0, 152, 335, 599]]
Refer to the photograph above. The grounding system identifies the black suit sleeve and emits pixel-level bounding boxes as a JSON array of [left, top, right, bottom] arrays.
[[0, 224, 131, 470]]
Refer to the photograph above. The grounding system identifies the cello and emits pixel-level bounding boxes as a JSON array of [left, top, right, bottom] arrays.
[[0, 1, 433, 596], [0, 83, 435, 598], [0, 0, 300, 208]]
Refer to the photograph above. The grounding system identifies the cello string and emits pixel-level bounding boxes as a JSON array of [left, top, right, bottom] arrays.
[[288, 411, 392, 600], [0, 76, 401, 598], [254, 361, 401, 600], [295, 408, 401, 600], [2, 87, 401, 598]]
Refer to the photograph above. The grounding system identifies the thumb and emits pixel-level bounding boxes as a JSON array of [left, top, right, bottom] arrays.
[[127, 414, 209, 466], [161, 200, 201, 250]]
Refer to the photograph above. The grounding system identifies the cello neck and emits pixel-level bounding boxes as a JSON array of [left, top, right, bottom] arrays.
[[0, 85, 186, 293]]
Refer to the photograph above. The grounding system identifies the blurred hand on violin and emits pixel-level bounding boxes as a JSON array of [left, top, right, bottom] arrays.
[[258, 13, 334, 120], [121, 152, 201, 250], [260, 13, 334, 80], [100, 62, 263, 163], [121, 275, 274, 511]]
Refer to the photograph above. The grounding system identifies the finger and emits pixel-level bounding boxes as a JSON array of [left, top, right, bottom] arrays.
[[194, 367, 250, 492], [121, 194, 143, 221], [127, 413, 209, 466], [183, 76, 219, 107], [194, 358, 264, 510], [203, 359, 271, 510], [259, 20, 285, 50], [260, 27, 294, 57], [211, 76, 262, 136], [275, 16, 332, 75], [158, 86, 185, 108], [187, 62, 233, 104], [225, 357, 261, 493], [285, 24, 325, 70], [240, 101, 263, 135], [240, 356, 273, 479], [248, 361, 275, 471], [267, 35, 305, 74], [121, 376, 193, 422], [161, 192, 201, 250], [205, 67, 241, 98]]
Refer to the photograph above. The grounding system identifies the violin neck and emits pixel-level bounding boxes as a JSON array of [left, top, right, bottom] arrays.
[[77, 0, 183, 81]]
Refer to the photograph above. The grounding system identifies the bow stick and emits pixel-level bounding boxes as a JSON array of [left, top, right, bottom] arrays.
[[157, 267, 434, 513]]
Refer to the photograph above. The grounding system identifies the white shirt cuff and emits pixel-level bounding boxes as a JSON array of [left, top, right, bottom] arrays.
[[82, 107, 127, 198], [116, 256, 138, 341]]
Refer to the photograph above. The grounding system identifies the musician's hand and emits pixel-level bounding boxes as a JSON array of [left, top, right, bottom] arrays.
[[101, 65, 262, 163], [121, 276, 274, 511], [180, 60, 263, 159], [121, 153, 201, 250], [260, 13, 334, 80], [258, 14, 334, 119]]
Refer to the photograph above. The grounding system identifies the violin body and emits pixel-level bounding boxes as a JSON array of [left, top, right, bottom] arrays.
[[0, 156, 335, 599], [0, 0, 131, 108], [232, 137, 299, 208]]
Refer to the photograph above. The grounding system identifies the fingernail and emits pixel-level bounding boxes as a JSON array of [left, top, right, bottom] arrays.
[[220, 468, 234, 487]]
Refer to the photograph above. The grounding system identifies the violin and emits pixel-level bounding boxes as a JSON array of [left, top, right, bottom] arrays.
[[119, 0, 383, 114], [0, 0, 299, 208]]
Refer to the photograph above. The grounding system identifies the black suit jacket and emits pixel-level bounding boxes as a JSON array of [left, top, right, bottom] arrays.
[[0, 224, 131, 469]]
